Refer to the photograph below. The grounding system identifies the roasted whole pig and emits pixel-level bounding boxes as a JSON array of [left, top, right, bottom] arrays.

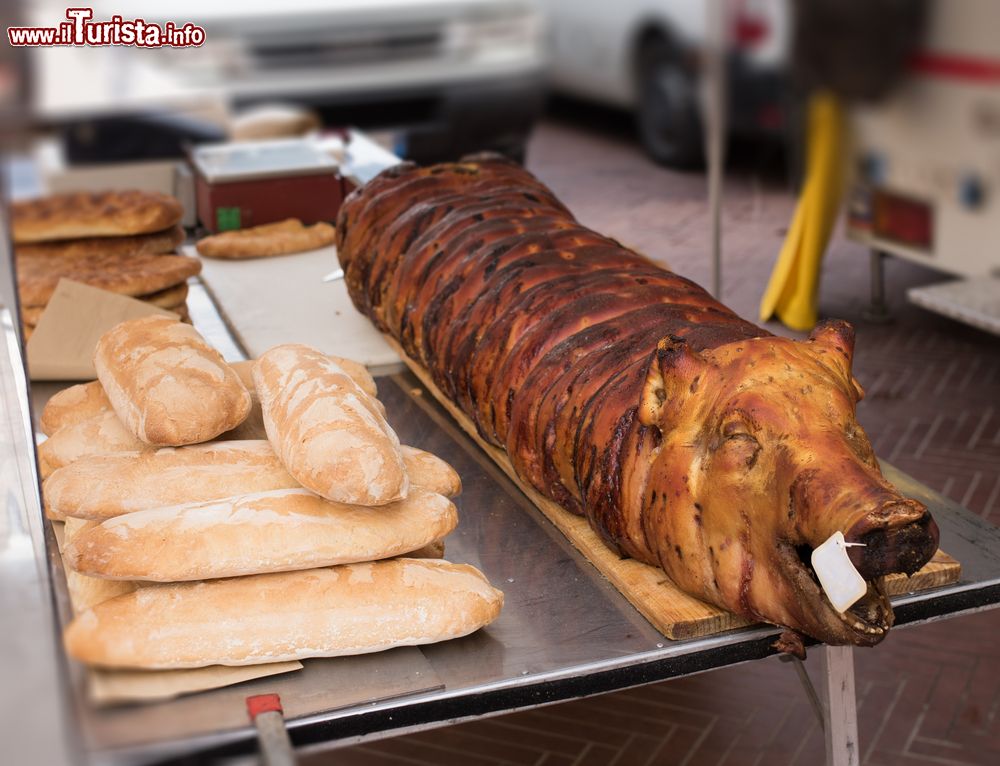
[[335, 155, 939, 647]]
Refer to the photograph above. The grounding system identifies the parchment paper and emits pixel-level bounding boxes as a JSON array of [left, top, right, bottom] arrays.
[[27, 280, 178, 381]]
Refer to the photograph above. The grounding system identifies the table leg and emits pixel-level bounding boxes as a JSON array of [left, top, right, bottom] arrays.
[[821, 645, 860, 766]]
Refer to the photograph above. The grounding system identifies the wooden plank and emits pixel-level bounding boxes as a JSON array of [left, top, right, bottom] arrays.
[[384, 337, 961, 640]]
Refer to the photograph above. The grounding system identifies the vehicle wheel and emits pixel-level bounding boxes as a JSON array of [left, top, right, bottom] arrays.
[[635, 39, 703, 168]]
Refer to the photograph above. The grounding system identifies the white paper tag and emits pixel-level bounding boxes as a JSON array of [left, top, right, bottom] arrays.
[[811, 531, 868, 613]]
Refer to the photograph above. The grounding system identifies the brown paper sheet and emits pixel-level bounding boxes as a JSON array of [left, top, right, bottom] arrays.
[[27, 279, 179, 381], [52, 520, 303, 705], [88, 662, 305, 707]]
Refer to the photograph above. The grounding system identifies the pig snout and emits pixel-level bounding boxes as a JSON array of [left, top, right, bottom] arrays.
[[789, 455, 939, 581], [845, 498, 939, 579]]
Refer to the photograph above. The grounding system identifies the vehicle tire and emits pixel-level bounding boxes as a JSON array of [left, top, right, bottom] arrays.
[[635, 38, 703, 169]]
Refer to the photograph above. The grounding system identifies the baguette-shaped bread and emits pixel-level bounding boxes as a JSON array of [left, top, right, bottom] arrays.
[[39, 381, 111, 436], [44, 441, 298, 520], [400, 445, 461, 498], [254, 344, 406, 505], [64, 487, 458, 581], [44, 440, 461, 520], [39, 356, 374, 438], [231, 356, 377, 398], [94, 316, 252, 446], [61, 519, 140, 612], [37, 410, 149, 481], [63, 558, 503, 668]]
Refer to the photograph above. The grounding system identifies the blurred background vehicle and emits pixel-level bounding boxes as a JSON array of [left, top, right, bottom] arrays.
[[538, 0, 791, 168], [23, 0, 547, 163]]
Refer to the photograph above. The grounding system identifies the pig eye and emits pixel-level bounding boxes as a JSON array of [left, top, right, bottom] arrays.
[[722, 420, 752, 438], [720, 420, 761, 468]]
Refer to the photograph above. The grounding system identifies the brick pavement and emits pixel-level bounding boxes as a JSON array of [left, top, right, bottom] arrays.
[[308, 108, 1000, 766]]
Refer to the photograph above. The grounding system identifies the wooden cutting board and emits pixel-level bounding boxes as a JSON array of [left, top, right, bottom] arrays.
[[384, 336, 961, 641]]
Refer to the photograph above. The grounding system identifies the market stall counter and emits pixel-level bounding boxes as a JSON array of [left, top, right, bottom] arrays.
[[3, 287, 1000, 766]]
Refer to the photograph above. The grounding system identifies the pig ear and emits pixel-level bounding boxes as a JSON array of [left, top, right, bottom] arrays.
[[808, 319, 864, 401], [638, 336, 709, 427]]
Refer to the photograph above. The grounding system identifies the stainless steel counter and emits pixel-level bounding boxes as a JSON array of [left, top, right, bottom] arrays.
[[4, 290, 1000, 766]]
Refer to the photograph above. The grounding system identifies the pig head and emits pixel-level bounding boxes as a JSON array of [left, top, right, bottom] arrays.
[[635, 320, 939, 646]]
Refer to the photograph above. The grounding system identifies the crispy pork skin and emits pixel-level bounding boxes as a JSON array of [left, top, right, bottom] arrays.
[[336, 156, 939, 646]]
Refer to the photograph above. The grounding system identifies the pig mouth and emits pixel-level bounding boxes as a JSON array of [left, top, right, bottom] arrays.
[[778, 541, 894, 644], [777, 499, 939, 645]]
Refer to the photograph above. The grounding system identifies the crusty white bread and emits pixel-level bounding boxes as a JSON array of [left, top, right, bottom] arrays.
[[254, 344, 406, 505], [63, 558, 503, 668], [330, 356, 377, 398], [61, 519, 140, 612], [94, 316, 252, 446], [400, 445, 461, 498], [37, 410, 148, 482], [231, 356, 376, 398], [44, 440, 461, 521], [39, 355, 374, 438], [43, 441, 298, 520], [64, 487, 458, 581], [39, 381, 111, 436]]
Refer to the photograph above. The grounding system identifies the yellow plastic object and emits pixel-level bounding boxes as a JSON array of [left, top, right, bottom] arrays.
[[759, 92, 847, 331]]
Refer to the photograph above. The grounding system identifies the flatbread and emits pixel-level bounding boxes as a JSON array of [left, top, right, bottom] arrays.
[[196, 218, 335, 259], [17, 251, 201, 306], [22, 300, 186, 328], [21, 282, 189, 322], [140, 281, 189, 309], [12, 190, 183, 244], [15, 226, 184, 259]]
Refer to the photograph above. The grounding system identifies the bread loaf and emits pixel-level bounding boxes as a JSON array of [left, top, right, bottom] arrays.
[[39, 355, 373, 439], [45, 440, 460, 521], [39, 381, 111, 436], [400, 445, 461, 498], [63, 558, 503, 668], [254, 344, 406, 505], [43, 441, 298, 520], [196, 219, 336, 259], [37, 410, 148, 481], [64, 486, 458, 581], [94, 316, 252, 446], [61, 519, 139, 612], [230, 356, 376, 398]]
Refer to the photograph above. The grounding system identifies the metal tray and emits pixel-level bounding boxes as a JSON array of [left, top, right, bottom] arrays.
[[5, 288, 1000, 765]]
